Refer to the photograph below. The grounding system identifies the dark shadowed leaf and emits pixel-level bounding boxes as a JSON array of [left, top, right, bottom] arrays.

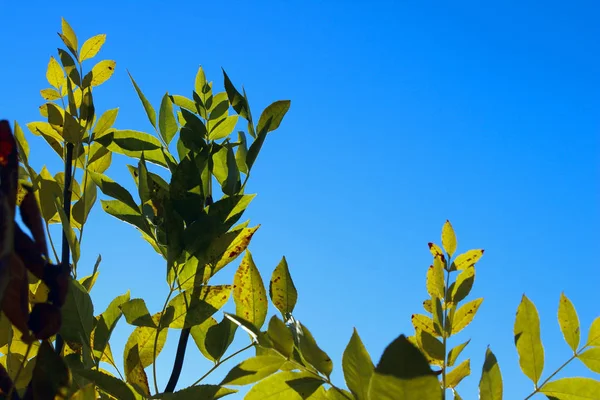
[[221, 355, 285, 385], [120, 298, 156, 327], [60, 278, 94, 345]]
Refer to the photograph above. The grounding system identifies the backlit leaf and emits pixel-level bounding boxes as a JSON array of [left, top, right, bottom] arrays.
[[442, 220, 457, 257], [269, 256, 298, 316], [587, 317, 600, 346], [514, 294, 544, 385], [234, 251, 268, 329], [245, 371, 324, 400], [577, 347, 600, 373], [411, 314, 438, 337], [100, 199, 152, 237], [368, 373, 441, 400], [415, 329, 444, 365], [236, 131, 248, 174], [61, 18, 78, 54], [558, 292, 580, 353], [120, 298, 156, 327], [89, 171, 138, 210], [257, 100, 290, 135], [75, 369, 140, 400], [342, 328, 374, 400], [479, 347, 502, 400], [452, 298, 483, 335], [426, 257, 445, 300], [222, 70, 250, 120], [83, 60, 116, 87], [128, 72, 156, 129], [446, 359, 470, 388], [46, 56, 65, 89], [95, 129, 173, 168], [93, 108, 119, 139], [79, 34, 106, 62], [54, 197, 80, 263], [267, 316, 294, 358], [153, 385, 236, 399], [221, 355, 285, 386], [60, 279, 94, 345], [166, 285, 232, 329], [40, 88, 62, 100], [451, 249, 484, 271], [209, 115, 238, 141], [191, 316, 237, 362], [428, 242, 445, 262], [298, 323, 333, 378], [93, 291, 130, 362], [447, 339, 470, 367], [540, 377, 600, 399], [450, 265, 475, 305], [159, 93, 178, 145]]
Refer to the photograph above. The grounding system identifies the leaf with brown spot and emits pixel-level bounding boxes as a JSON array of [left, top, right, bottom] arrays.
[[452, 298, 483, 335], [234, 251, 268, 329], [269, 256, 298, 316], [411, 314, 439, 338], [428, 242, 446, 264], [451, 249, 484, 271]]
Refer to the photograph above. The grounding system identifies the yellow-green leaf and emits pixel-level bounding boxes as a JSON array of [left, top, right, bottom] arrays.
[[428, 242, 445, 261], [93, 108, 119, 139], [586, 317, 600, 347], [245, 371, 324, 400], [442, 220, 457, 257], [61, 18, 78, 54], [159, 93, 178, 145], [40, 88, 62, 101], [540, 377, 600, 399], [368, 373, 441, 400], [69, 383, 97, 399], [123, 313, 167, 396], [452, 298, 483, 335], [448, 339, 470, 367], [128, 72, 157, 129], [446, 359, 470, 388], [342, 328, 374, 400], [79, 34, 106, 62], [415, 329, 444, 366], [411, 314, 439, 337], [267, 316, 294, 358], [46, 56, 65, 89], [256, 100, 291, 135], [166, 285, 232, 329], [514, 294, 544, 385], [578, 347, 600, 373], [451, 249, 484, 271], [479, 347, 503, 400], [269, 256, 298, 316], [83, 60, 116, 87], [298, 323, 333, 378], [120, 298, 156, 327], [558, 292, 580, 353], [234, 251, 268, 329], [221, 355, 285, 385], [426, 257, 445, 300], [209, 115, 238, 141], [450, 265, 475, 305]]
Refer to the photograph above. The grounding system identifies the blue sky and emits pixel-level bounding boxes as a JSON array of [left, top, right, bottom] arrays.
[[1, 1, 599, 398]]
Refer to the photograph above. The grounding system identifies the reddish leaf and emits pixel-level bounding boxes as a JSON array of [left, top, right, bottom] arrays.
[[19, 188, 48, 259], [1, 253, 33, 342], [14, 224, 46, 278], [29, 302, 62, 340]]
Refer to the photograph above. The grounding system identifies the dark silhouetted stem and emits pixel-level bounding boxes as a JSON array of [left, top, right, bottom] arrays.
[[54, 142, 74, 355]]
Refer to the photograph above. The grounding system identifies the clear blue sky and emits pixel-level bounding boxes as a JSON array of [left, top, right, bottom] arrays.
[[1, 1, 599, 398]]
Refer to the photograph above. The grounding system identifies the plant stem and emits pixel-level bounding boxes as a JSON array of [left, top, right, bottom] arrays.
[[441, 259, 452, 400], [191, 343, 255, 387], [523, 350, 582, 399], [153, 285, 175, 394], [54, 142, 75, 355]]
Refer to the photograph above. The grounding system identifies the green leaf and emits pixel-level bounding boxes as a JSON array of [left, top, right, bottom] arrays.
[[12, 122, 29, 162], [150, 385, 236, 399], [60, 18, 78, 54], [447, 359, 470, 388], [514, 294, 544, 385], [221, 355, 285, 386], [46, 56, 65, 89], [426, 257, 445, 300], [120, 298, 156, 327], [451, 298, 483, 335], [123, 313, 167, 396], [256, 100, 291, 135], [342, 328, 374, 400], [58, 48, 81, 86], [450, 265, 475, 305], [267, 316, 294, 358], [269, 256, 298, 316], [233, 251, 268, 329], [80, 255, 101, 292], [212, 144, 240, 195], [245, 371, 324, 400], [60, 279, 94, 345], [128, 72, 157, 129], [82, 60, 116, 87], [76, 369, 141, 400], [54, 197, 81, 263], [298, 323, 333, 378], [170, 95, 197, 113], [540, 377, 600, 399], [411, 314, 439, 337], [89, 171, 138, 209], [442, 220, 457, 257], [209, 115, 238, 141], [93, 108, 119, 139], [191, 316, 237, 362], [195, 66, 207, 100], [27, 341, 71, 398], [95, 129, 173, 168], [577, 347, 600, 373], [93, 291, 130, 362], [40, 88, 62, 100], [27, 120, 63, 145], [587, 317, 600, 346], [451, 249, 484, 271], [224, 313, 260, 342], [100, 199, 152, 237], [166, 285, 232, 329], [415, 329, 444, 365], [222, 70, 250, 120], [558, 292, 580, 353], [368, 373, 441, 400], [447, 339, 470, 367], [159, 93, 178, 145], [79, 34, 106, 62], [235, 131, 248, 174], [72, 172, 98, 227], [479, 347, 503, 400]]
